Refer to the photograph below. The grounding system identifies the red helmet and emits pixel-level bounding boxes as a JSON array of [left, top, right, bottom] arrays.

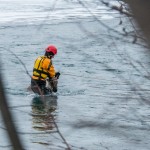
[[45, 45, 57, 55]]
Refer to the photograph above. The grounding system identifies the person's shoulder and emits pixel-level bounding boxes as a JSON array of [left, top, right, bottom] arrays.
[[44, 57, 51, 63]]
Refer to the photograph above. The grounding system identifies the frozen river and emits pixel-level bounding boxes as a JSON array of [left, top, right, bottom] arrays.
[[1, 0, 150, 150]]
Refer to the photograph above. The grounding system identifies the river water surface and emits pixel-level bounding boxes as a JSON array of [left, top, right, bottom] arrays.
[[1, 0, 150, 150]]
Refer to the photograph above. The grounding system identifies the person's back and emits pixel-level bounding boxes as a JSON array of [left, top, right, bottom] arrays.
[[32, 56, 55, 80]]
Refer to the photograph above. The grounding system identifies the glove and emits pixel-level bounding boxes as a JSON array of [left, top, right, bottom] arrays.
[[55, 72, 60, 79]]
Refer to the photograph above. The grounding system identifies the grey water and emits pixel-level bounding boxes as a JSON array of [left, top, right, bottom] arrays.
[[1, 0, 150, 150]]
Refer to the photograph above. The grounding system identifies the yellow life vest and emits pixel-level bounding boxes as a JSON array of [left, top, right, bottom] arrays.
[[32, 56, 52, 80]]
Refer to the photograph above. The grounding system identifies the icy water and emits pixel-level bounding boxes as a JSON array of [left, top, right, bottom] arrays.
[[1, 0, 150, 150]]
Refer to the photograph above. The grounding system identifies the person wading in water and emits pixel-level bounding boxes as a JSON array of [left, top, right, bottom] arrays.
[[31, 45, 60, 95]]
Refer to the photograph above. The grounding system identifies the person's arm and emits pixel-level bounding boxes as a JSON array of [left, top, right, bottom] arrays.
[[42, 58, 56, 78], [48, 64, 56, 78]]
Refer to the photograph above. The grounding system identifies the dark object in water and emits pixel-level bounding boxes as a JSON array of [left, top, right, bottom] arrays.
[[28, 78, 58, 95]]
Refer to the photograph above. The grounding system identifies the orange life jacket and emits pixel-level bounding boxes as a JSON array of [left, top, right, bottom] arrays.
[[32, 56, 55, 80]]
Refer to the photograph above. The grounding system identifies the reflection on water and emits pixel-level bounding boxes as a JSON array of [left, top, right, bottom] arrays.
[[31, 95, 57, 131]]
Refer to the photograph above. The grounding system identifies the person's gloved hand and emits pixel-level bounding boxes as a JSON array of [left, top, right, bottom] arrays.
[[55, 72, 60, 79]]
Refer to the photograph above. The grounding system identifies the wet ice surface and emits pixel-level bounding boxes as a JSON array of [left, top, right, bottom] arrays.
[[0, 0, 114, 25], [1, 0, 150, 150]]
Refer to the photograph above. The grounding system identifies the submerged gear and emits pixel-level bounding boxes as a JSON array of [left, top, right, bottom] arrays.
[[32, 56, 55, 80], [31, 79, 48, 95], [45, 45, 57, 55]]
